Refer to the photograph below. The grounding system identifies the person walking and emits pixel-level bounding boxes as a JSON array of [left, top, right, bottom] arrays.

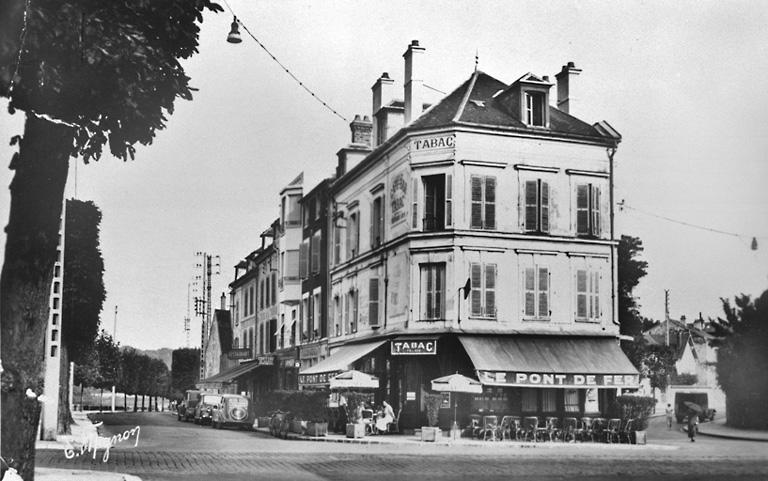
[[687, 412, 699, 442], [665, 403, 674, 430]]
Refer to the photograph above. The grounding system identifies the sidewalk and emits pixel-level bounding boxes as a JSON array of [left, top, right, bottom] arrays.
[[252, 426, 676, 450], [35, 411, 142, 481], [696, 418, 768, 442]]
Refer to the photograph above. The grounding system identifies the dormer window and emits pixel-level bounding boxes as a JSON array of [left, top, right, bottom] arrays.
[[525, 91, 545, 126]]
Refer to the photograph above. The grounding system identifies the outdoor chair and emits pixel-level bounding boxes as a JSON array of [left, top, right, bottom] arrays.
[[605, 418, 622, 443], [591, 418, 606, 442], [467, 414, 483, 438], [522, 416, 539, 442], [362, 409, 375, 435], [578, 417, 592, 442], [562, 417, 578, 443], [481, 415, 500, 441], [499, 415, 514, 441], [387, 409, 401, 434], [619, 418, 635, 444], [542, 416, 560, 442]]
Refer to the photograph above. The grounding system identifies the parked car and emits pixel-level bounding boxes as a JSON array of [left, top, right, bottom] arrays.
[[177, 390, 201, 422], [194, 393, 222, 425], [674, 392, 711, 423], [211, 394, 253, 430]]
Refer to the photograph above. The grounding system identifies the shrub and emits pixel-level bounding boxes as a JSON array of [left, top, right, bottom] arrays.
[[610, 395, 655, 431], [423, 393, 442, 427], [671, 373, 698, 385]]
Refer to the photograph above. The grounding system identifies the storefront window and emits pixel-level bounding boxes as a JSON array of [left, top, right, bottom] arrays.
[[542, 389, 556, 412], [522, 389, 537, 412], [564, 389, 580, 412]]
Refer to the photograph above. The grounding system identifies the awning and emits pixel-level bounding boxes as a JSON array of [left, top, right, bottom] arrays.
[[199, 360, 263, 385], [459, 336, 640, 388], [298, 340, 385, 386]]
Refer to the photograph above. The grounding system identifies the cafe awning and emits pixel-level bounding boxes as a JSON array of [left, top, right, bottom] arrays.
[[459, 336, 640, 389], [199, 360, 263, 385], [300, 340, 386, 375]]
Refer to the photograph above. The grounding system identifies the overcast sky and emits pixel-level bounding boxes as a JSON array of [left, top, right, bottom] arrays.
[[1, 0, 767, 350]]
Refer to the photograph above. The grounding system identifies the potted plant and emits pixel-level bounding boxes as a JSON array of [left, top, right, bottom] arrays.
[[421, 393, 442, 442], [344, 391, 368, 438], [612, 395, 655, 444], [305, 390, 330, 437]]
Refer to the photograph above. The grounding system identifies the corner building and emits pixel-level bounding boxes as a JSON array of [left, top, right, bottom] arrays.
[[298, 42, 637, 430]]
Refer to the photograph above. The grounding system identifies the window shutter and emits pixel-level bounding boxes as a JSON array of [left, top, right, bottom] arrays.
[[470, 263, 482, 316], [524, 267, 535, 316], [525, 180, 538, 231], [485, 176, 496, 229], [540, 181, 549, 233], [370, 200, 375, 249], [485, 264, 497, 317], [412, 178, 419, 230], [436, 265, 445, 319], [445, 174, 453, 227], [592, 187, 601, 236], [379, 195, 385, 245], [471, 176, 483, 229], [345, 213, 352, 259], [353, 213, 359, 257], [333, 225, 341, 265], [576, 269, 587, 318], [299, 240, 308, 278], [576, 184, 589, 235], [425, 266, 434, 319], [311, 232, 320, 274], [344, 293, 350, 335], [538, 267, 549, 317], [369, 278, 379, 327]]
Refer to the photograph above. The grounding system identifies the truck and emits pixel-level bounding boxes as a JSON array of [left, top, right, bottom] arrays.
[[177, 390, 200, 422], [674, 392, 715, 424]]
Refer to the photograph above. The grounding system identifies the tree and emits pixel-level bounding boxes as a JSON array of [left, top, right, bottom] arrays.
[[617, 235, 649, 369], [710, 290, 768, 429], [59, 199, 105, 432], [171, 348, 200, 399], [0, 1, 221, 477], [94, 331, 120, 412]]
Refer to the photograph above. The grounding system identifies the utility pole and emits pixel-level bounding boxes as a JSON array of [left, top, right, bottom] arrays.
[[664, 289, 670, 347], [113, 305, 118, 342], [193, 252, 220, 382], [184, 283, 191, 348]]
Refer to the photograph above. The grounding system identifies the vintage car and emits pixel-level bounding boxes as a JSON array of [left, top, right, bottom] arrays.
[[211, 394, 253, 430], [177, 390, 200, 422], [194, 393, 222, 425]]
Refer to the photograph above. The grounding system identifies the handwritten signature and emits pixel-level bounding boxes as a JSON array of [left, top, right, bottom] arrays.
[[64, 426, 140, 462]]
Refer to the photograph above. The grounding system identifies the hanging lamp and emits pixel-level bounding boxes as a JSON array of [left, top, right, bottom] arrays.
[[227, 17, 242, 44]]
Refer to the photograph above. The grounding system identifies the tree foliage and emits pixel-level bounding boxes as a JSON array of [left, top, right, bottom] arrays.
[[62, 199, 105, 364], [710, 290, 768, 429], [618, 235, 649, 338], [94, 331, 121, 389], [171, 348, 200, 397]]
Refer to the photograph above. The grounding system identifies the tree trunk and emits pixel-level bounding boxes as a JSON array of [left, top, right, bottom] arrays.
[[57, 345, 72, 434], [1, 114, 73, 480], [141, 395, 145, 412], [99, 387, 103, 413], [124, 392, 127, 412], [148, 394, 153, 412], [80, 383, 84, 411], [133, 393, 138, 412]]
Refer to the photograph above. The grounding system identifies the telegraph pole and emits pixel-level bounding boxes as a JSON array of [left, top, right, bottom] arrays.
[[184, 283, 191, 348], [193, 252, 220, 382], [664, 289, 670, 347]]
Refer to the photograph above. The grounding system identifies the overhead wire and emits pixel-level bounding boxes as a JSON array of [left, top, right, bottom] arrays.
[[221, 0, 348, 123]]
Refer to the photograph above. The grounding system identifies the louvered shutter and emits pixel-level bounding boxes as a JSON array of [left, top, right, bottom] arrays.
[[576, 269, 587, 318], [425, 266, 434, 319], [540, 181, 549, 233], [299, 241, 308, 279], [591, 187, 601, 236], [471, 176, 483, 229], [333, 225, 341, 265], [412, 178, 419, 229], [369, 278, 379, 327], [485, 264, 496, 317], [485, 176, 496, 229], [576, 184, 589, 235], [470, 263, 482, 316], [445, 174, 453, 227], [538, 267, 549, 317], [525, 180, 538, 231], [524, 267, 536, 316]]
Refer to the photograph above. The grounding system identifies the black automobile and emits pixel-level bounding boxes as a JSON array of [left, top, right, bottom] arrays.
[[177, 390, 200, 422], [194, 393, 222, 425]]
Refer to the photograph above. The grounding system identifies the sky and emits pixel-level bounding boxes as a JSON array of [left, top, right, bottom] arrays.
[[1, 1, 767, 350]]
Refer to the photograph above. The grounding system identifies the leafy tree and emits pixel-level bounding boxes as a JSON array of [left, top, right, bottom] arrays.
[[171, 348, 200, 398], [617, 235, 649, 369], [710, 290, 768, 429], [58, 198, 105, 432], [638, 344, 677, 392], [0, 1, 221, 477], [94, 331, 121, 412]]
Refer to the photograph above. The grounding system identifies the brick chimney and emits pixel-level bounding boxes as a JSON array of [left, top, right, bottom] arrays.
[[350, 114, 372, 147], [371, 72, 395, 147], [220, 292, 226, 310], [555, 61, 581, 116], [403, 40, 425, 125]]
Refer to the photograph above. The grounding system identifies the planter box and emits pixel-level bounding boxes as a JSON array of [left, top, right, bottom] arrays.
[[306, 422, 328, 437], [257, 416, 271, 428], [420, 426, 441, 442], [634, 430, 647, 445], [290, 420, 306, 434], [346, 423, 365, 438]]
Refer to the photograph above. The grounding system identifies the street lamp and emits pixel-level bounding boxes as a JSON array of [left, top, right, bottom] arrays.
[[227, 17, 242, 44]]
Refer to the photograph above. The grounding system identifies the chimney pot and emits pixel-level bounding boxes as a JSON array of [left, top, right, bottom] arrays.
[[403, 40, 426, 125], [411, 40, 419, 46], [349, 114, 372, 147], [381, 72, 390, 79], [567, 61, 575, 68], [543, 75, 550, 82], [354, 114, 361, 121], [555, 61, 582, 116]]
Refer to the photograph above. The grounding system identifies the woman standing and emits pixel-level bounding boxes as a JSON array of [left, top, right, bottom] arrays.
[[687, 412, 699, 442]]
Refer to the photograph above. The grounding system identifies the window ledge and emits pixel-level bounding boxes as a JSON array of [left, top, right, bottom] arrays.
[[523, 317, 551, 322], [575, 318, 601, 324], [468, 316, 498, 321]]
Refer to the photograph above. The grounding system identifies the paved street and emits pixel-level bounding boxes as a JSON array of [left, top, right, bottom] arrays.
[[36, 412, 768, 481]]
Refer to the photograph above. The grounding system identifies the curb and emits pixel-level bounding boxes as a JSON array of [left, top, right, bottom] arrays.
[[695, 427, 768, 443]]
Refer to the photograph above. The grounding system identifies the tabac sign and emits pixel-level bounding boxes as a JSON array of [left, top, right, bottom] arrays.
[[391, 339, 437, 355], [478, 371, 639, 388], [411, 134, 455, 151]]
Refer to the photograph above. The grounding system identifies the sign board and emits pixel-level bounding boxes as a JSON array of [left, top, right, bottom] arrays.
[[391, 339, 437, 356], [227, 348, 251, 360], [411, 134, 455, 151], [406, 391, 416, 401], [389, 172, 408, 226], [299, 371, 337, 386], [254, 355, 275, 366], [478, 371, 639, 388]]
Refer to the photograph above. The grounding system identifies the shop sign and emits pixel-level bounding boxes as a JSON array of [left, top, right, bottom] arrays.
[[227, 348, 251, 360], [391, 339, 437, 355], [411, 134, 455, 151], [254, 355, 275, 366], [298, 371, 337, 386], [389, 172, 408, 226], [479, 371, 639, 387], [406, 392, 416, 401]]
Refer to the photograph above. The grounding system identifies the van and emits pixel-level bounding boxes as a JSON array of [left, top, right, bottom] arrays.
[[177, 390, 200, 422], [674, 392, 709, 424]]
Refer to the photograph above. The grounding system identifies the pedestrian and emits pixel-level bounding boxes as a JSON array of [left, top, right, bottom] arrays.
[[687, 412, 699, 442], [665, 403, 674, 430]]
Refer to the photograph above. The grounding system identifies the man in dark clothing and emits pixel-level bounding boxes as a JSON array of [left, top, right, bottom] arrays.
[[687, 413, 699, 442]]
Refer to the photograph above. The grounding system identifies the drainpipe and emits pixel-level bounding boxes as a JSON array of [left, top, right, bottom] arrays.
[[383, 252, 389, 330], [608, 145, 620, 328]]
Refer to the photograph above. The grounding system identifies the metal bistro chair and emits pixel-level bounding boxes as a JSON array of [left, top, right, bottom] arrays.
[[467, 414, 483, 439], [522, 416, 539, 442], [362, 409, 375, 435], [481, 415, 500, 441], [619, 418, 635, 444], [542, 416, 560, 442], [498, 415, 514, 441], [387, 408, 401, 434], [578, 417, 592, 442], [605, 418, 622, 443], [590, 417, 606, 443], [562, 417, 578, 443]]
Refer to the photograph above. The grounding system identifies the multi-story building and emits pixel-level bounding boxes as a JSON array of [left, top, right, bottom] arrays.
[[299, 41, 637, 430]]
